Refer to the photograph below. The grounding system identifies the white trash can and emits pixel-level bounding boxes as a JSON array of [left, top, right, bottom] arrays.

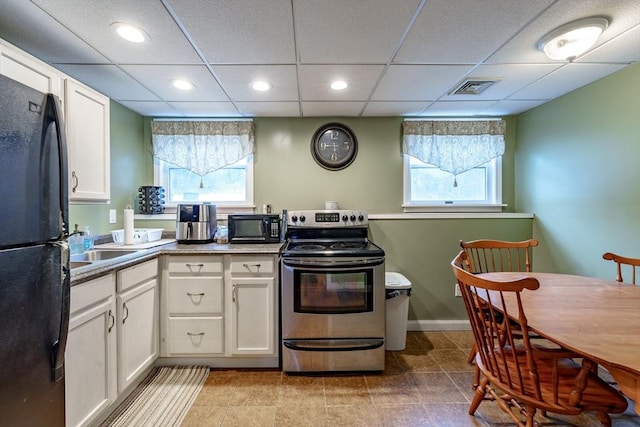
[[385, 272, 412, 351]]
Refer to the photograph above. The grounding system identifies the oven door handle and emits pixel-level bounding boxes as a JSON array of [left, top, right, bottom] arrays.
[[283, 338, 384, 352], [282, 257, 384, 268]]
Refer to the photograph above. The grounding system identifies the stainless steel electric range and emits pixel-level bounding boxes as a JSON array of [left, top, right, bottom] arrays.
[[280, 210, 386, 372]]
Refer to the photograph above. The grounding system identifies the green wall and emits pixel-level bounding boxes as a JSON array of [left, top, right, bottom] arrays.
[[72, 109, 530, 324], [515, 62, 640, 278]]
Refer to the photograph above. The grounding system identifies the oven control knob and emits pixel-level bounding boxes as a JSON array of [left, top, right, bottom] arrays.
[[350, 214, 356, 222], [291, 215, 298, 222], [358, 214, 364, 221], [342, 215, 348, 222], [300, 215, 306, 222]]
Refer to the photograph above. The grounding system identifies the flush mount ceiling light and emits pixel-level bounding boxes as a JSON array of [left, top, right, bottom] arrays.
[[111, 22, 150, 44], [250, 80, 272, 91], [330, 80, 348, 91], [171, 79, 195, 90], [536, 17, 609, 61]]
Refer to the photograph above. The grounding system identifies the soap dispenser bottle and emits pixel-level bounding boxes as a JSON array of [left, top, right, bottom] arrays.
[[83, 226, 94, 251]]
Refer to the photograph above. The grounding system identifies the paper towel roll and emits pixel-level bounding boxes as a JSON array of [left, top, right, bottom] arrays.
[[124, 206, 135, 245]]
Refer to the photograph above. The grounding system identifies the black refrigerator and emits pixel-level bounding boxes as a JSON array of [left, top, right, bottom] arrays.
[[0, 74, 70, 426]]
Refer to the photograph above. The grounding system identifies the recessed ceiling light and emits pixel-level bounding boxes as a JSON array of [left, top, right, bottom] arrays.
[[251, 81, 272, 91], [536, 17, 609, 61], [111, 22, 150, 44], [330, 80, 348, 90], [172, 79, 195, 90]]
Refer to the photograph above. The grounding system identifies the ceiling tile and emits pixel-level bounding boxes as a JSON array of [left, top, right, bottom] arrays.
[[490, 99, 549, 115], [0, 0, 108, 64], [170, 102, 243, 117], [372, 65, 473, 101], [294, 0, 421, 64], [54, 64, 160, 101], [395, 0, 554, 64], [117, 101, 180, 117], [236, 102, 301, 117], [302, 102, 366, 117], [212, 65, 299, 101], [166, 0, 295, 64], [422, 100, 504, 117], [32, 0, 201, 64], [363, 101, 431, 116], [298, 65, 385, 101], [510, 63, 628, 100], [121, 65, 228, 102], [577, 24, 640, 63]]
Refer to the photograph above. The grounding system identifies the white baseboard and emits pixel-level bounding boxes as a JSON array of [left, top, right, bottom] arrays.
[[407, 319, 471, 331]]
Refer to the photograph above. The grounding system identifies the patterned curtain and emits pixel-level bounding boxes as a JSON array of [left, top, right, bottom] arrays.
[[152, 120, 254, 187], [402, 120, 505, 185]]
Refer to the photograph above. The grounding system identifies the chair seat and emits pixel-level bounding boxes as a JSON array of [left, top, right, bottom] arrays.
[[477, 346, 628, 416]]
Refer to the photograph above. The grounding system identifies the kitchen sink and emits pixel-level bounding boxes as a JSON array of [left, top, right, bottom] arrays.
[[71, 249, 139, 262], [70, 261, 92, 269]]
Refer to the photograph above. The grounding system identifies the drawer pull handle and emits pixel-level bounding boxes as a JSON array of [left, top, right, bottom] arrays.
[[187, 332, 205, 337], [108, 309, 115, 333], [186, 263, 204, 272], [242, 263, 261, 272], [187, 292, 205, 297]]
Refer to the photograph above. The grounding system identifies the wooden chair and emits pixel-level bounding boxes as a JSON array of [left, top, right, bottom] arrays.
[[603, 252, 640, 284], [460, 239, 539, 388], [451, 251, 628, 427]]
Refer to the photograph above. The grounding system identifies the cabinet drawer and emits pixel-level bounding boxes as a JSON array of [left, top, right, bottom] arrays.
[[168, 276, 223, 314], [167, 256, 223, 274], [167, 317, 224, 355], [117, 259, 158, 293], [70, 273, 115, 315], [230, 256, 275, 275]]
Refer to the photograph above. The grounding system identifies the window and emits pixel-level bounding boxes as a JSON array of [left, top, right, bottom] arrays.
[[151, 120, 254, 212], [402, 119, 504, 212], [154, 155, 253, 208], [403, 155, 501, 211]]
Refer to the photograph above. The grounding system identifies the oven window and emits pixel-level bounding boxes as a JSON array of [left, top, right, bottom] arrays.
[[294, 269, 373, 314]]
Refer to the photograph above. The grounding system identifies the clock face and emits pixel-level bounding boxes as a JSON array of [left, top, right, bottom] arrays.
[[310, 123, 358, 170]]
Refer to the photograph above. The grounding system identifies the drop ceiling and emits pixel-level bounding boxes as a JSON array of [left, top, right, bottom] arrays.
[[0, 0, 638, 118]]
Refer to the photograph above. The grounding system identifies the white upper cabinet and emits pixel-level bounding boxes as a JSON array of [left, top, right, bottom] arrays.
[[0, 40, 62, 97], [65, 78, 110, 203]]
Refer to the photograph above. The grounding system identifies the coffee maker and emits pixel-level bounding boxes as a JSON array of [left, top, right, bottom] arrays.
[[176, 203, 217, 243]]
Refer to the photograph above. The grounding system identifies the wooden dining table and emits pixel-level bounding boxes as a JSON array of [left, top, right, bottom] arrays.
[[476, 272, 640, 411]]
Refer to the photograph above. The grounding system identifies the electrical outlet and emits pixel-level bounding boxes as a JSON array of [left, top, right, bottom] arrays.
[[109, 209, 117, 224], [454, 283, 462, 297]]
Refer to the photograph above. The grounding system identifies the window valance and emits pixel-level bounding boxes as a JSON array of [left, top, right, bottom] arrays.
[[151, 120, 254, 187], [402, 120, 505, 182]]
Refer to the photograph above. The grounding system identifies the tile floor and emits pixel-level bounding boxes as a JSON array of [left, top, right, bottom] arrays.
[[181, 331, 639, 427]]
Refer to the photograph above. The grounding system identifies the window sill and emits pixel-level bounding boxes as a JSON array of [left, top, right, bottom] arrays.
[[403, 204, 506, 213], [370, 212, 533, 220]]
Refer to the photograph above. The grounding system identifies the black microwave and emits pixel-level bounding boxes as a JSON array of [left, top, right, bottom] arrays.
[[228, 214, 281, 244]]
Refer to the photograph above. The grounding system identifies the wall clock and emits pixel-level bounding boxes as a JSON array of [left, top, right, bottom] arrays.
[[310, 123, 358, 170]]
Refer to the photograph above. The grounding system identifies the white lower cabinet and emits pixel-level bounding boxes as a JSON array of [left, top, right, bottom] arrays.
[[66, 274, 117, 427], [160, 254, 278, 363], [229, 256, 276, 355], [116, 259, 159, 392]]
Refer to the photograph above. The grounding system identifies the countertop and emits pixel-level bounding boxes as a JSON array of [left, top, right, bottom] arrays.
[[69, 240, 284, 285]]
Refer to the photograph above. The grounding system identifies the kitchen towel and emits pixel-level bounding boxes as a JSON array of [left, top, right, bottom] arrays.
[[123, 206, 134, 244]]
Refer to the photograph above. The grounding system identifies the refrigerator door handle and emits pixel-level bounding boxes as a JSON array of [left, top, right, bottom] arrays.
[[45, 94, 69, 237], [51, 241, 70, 383]]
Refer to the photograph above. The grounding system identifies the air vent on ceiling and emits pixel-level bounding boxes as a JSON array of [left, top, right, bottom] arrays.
[[449, 79, 501, 95]]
